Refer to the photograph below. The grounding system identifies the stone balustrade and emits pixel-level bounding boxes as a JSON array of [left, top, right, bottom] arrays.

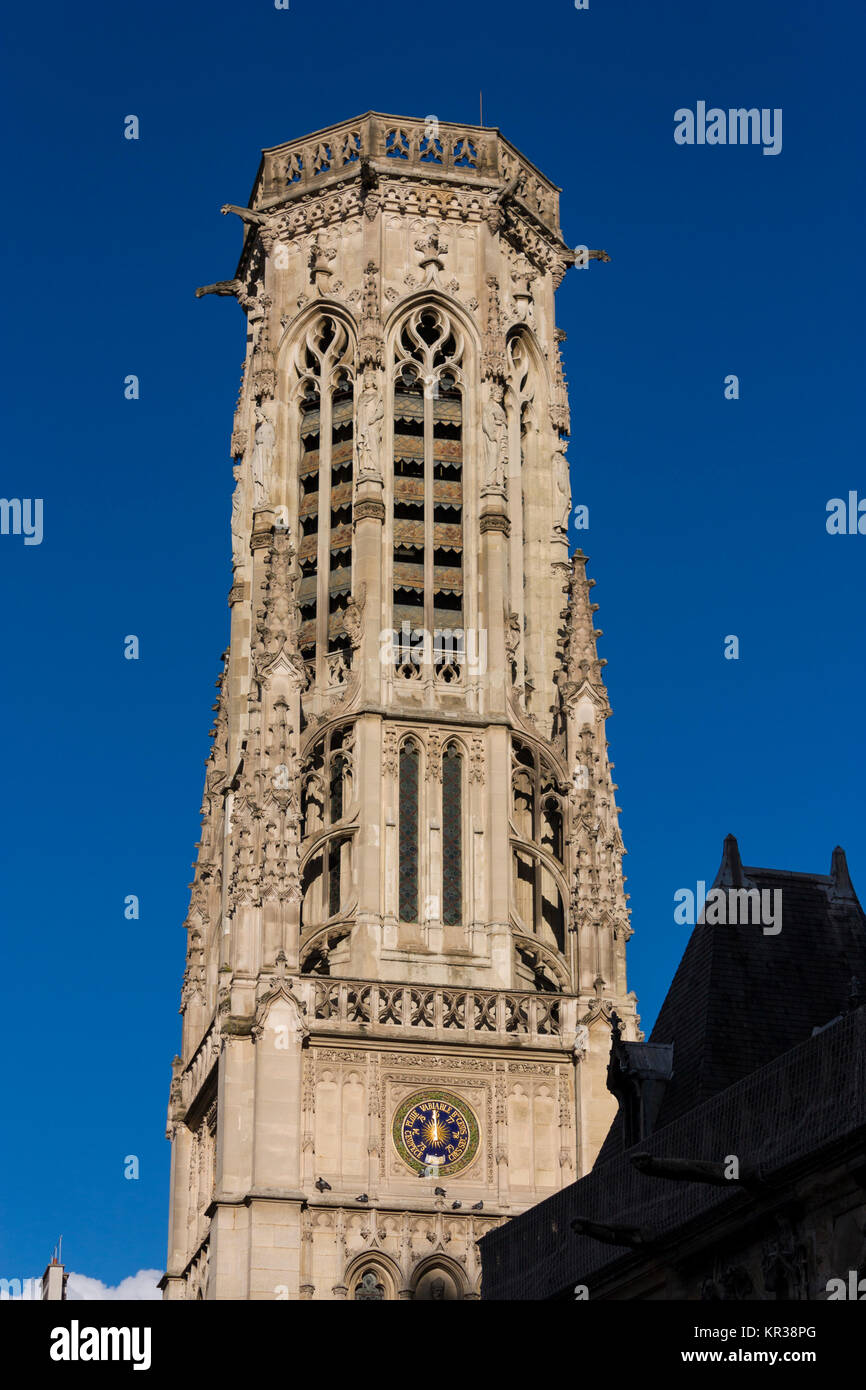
[[180, 1020, 220, 1113], [254, 111, 560, 236], [179, 978, 579, 1115], [307, 977, 578, 1045]]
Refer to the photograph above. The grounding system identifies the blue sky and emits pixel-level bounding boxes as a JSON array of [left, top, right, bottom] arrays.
[[1, 0, 863, 1290]]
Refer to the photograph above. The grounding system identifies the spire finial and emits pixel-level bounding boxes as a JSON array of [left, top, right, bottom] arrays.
[[830, 845, 855, 901], [714, 833, 745, 889]]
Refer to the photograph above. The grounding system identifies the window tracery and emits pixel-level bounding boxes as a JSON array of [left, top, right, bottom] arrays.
[[510, 737, 566, 953], [392, 307, 465, 681], [300, 722, 354, 930], [354, 1270, 385, 1300]]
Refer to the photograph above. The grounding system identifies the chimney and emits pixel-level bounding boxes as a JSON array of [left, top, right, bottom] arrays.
[[41, 1242, 67, 1301]]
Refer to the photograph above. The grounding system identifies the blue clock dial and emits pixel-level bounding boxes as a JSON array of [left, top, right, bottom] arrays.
[[393, 1089, 480, 1176]]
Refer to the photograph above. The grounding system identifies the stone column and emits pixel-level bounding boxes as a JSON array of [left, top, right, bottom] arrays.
[[164, 1121, 193, 1284], [478, 505, 510, 718]]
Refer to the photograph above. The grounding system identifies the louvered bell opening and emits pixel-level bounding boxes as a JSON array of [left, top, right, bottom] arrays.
[[298, 532, 319, 563], [297, 575, 318, 607], [330, 437, 353, 474], [432, 436, 463, 465], [331, 392, 354, 430], [299, 398, 321, 436], [327, 610, 351, 641], [393, 432, 424, 463], [298, 385, 321, 661], [329, 521, 352, 619], [329, 522, 352, 555], [331, 373, 353, 431], [329, 376, 353, 627], [433, 523, 462, 550], [432, 381, 462, 642], [393, 388, 424, 424], [328, 480, 352, 512], [328, 590, 350, 650]]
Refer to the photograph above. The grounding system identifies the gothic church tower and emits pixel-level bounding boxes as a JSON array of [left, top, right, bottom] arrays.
[[162, 114, 638, 1301]]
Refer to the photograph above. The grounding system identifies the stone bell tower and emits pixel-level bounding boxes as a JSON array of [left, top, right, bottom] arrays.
[[161, 113, 639, 1301]]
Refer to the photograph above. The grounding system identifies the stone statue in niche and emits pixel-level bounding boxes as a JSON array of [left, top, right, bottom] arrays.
[[414, 1269, 457, 1300], [356, 369, 384, 480], [251, 405, 276, 508], [482, 385, 508, 493], [553, 447, 571, 532], [343, 583, 367, 648], [230, 463, 244, 560]]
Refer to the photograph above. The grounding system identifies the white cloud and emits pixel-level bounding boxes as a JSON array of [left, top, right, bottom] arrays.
[[5, 1269, 162, 1301], [65, 1269, 163, 1301]]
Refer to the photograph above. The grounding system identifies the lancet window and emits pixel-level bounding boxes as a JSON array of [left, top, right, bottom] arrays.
[[510, 737, 566, 952], [505, 332, 536, 692], [398, 739, 421, 921], [441, 742, 464, 926], [300, 721, 354, 930], [294, 316, 355, 684], [392, 307, 465, 680]]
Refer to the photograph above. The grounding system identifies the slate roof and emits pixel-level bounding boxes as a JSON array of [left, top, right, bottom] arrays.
[[604, 838, 866, 1148], [478, 838, 866, 1300], [479, 1003, 866, 1300]]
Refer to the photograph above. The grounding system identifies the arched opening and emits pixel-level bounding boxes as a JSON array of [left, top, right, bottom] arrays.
[[411, 1257, 467, 1301], [290, 315, 355, 685], [510, 736, 567, 958], [346, 1255, 400, 1301], [392, 306, 465, 681], [398, 740, 421, 922], [442, 741, 463, 926]]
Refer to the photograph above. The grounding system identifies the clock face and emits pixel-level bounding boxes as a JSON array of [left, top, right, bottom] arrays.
[[393, 1088, 480, 1177]]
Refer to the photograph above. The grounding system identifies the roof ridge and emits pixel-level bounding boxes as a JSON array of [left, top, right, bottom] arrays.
[[743, 865, 832, 882]]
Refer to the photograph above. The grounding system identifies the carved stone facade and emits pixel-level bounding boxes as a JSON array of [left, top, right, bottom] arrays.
[[162, 112, 636, 1301]]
